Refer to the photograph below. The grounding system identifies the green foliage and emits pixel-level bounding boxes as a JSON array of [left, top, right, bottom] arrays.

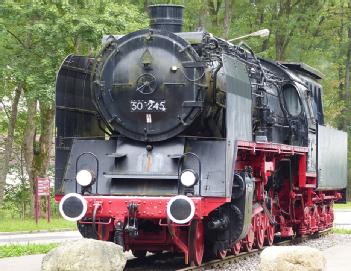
[[334, 202, 351, 209], [0, 1, 147, 103], [332, 228, 351, 234], [0, 243, 59, 258], [0, 216, 76, 232], [0, 180, 75, 220], [0, 183, 31, 219], [0, 1, 148, 209]]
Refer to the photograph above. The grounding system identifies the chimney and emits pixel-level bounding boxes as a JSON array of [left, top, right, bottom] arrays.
[[149, 4, 184, 33]]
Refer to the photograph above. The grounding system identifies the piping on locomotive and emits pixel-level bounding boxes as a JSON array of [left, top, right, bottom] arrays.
[[55, 4, 347, 266]]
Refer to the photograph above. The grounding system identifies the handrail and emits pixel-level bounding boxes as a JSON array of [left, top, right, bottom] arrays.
[[177, 152, 202, 196], [75, 152, 99, 194]]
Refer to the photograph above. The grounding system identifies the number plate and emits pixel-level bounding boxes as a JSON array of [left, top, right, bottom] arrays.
[[130, 100, 166, 112]]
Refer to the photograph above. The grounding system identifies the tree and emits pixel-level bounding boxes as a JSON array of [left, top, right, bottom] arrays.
[[0, 0, 147, 207], [223, 0, 233, 39], [1, 0, 351, 205], [0, 85, 21, 204]]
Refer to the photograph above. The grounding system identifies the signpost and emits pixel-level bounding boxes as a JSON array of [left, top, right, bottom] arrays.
[[35, 177, 51, 224]]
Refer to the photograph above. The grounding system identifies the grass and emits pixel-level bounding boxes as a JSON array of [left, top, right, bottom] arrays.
[[332, 228, 351, 234], [0, 217, 76, 233], [334, 202, 351, 209], [0, 243, 59, 258]]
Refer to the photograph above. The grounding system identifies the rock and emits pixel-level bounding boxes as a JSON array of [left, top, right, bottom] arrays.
[[260, 246, 326, 271], [41, 238, 126, 271]]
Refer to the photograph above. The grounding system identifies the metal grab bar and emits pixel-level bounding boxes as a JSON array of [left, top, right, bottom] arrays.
[[177, 152, 202, 196], [75, 152, 99, 194]]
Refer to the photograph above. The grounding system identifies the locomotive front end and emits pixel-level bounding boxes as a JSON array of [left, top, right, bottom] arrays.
[[92, 5, 206, 142], [55, 4, 235, 266]]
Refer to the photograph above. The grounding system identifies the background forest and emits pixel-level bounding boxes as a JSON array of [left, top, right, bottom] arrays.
[[0, 0, 350, 218]]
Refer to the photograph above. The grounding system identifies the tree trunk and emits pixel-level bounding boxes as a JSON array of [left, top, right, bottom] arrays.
[[23, 98, 37, 211], [275, 30, 292, 61], [274, 0, 295, 61], [207, 0, 222, 27], [0, 85, 22, 205], [223, 0, 233, 39], [33, 101, 55, 179], [23, 99, 55, 216], [144, 0, 149, 13], [34, 102, 55, 218], [198, 4, 207, 29], [23, 98, 37, 183]]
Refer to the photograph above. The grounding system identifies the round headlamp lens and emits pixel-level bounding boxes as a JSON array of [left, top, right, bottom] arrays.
[[76, 170, 93, 187], [180, 170, 197, 187]]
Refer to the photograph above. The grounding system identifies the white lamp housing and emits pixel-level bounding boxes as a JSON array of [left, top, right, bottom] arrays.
[[76, 169, 93, 187], [180, 170, 198, 187]]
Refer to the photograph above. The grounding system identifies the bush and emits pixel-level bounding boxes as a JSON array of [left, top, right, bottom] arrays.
[[0, 182, 31, 219], [0, 181, 61, 219]]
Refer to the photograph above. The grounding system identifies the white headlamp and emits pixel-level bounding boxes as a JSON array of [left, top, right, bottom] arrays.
[[180, 170, 198, 187], [76, 169, 94, 187]]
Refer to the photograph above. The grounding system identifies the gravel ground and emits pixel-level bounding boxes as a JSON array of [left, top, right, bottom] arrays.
[[208, 234, 351, 271]]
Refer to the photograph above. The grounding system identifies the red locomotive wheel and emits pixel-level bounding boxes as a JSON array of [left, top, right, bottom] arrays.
[[217, 249, 227, 259], [254, 213, 265, 249], [265, 222, 275, 246], [188, 220, 204, 266], [318, 205, 326, 230], [242, 224, 254, 252], [231, 241, 241, 255]]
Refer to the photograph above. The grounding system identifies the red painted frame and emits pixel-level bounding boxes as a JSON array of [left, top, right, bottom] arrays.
[[55, 140, 343, 264], [55, 196, 229, 221], [236, 140, 340, 236], [55, 194, 229, 264], [86, 196, 229, 221]]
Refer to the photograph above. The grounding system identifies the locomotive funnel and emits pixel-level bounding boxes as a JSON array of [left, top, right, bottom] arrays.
[[149, 4, 184, 32]]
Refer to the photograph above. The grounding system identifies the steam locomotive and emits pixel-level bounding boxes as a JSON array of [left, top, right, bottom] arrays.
[[55, 4, 347, 265]]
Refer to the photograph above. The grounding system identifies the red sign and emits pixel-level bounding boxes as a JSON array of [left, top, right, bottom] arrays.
[[37, 178, 50, 196], [35, 177, 51, 224]]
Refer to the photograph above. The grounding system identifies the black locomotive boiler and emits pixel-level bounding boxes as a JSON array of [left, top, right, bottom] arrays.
[[55, 4, 347, 265]]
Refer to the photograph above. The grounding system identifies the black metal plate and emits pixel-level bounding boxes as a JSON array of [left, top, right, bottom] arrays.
[[55, 55, 104, 194]]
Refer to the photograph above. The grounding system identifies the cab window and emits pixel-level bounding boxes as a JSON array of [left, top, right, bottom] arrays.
[[282, 84, 301, 116]]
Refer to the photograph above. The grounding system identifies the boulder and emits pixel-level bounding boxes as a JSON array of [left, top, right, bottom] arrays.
[[41, 239, 126, 271], [260, 246, 326, 271]]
